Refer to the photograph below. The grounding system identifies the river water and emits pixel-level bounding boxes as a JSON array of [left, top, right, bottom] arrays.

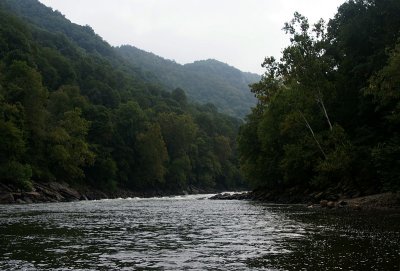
[[0, 195, 399, 270]]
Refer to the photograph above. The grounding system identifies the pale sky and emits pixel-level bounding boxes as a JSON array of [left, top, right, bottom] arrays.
[[38, 0, 346, 74]]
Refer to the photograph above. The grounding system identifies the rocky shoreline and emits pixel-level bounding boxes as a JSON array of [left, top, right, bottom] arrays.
[[0, 182, 83, 204], [1, 181, 399, 211], [210, 190, 400, 210], [0, 182, 215, 205]]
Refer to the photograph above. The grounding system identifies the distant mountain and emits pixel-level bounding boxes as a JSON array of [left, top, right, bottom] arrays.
[[116, 46, 259, 118], [4, 0, 259, 118]]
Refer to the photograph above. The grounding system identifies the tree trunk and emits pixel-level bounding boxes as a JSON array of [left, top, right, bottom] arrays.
[[316, 90, 333, 131], [300, 112, 327, 159]]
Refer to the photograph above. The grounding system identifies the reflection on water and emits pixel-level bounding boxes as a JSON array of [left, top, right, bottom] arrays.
[[0, 195, 399, 270]]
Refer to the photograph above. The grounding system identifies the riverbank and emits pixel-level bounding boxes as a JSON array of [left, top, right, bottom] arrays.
[[210, 189, 400, 210], [2, 181, 398, 211], [0, 181, 217, 204]]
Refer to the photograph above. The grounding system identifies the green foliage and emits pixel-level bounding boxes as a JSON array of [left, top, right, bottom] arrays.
[[86, 152, 117, 191], [371, 138, 400, 192], [366, 41, 400, 125], [135, 124, 168, 188], [171, 88, 187, 106], [366, 41, 400, 192], [48, 108, 95, 182], [0, 120, 25, 159], [239, 0, 400, 193], [0, 161, 32, 191], [158, 112, 198, 159], [0, 0, 245, 193]]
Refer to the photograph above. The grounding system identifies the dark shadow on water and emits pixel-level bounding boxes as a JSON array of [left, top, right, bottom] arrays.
[[247, 204, 400, 271]]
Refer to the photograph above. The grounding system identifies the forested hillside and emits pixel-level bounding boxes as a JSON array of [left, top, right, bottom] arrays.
[[0, 0, 246, 193], [116, 45, 259, 118], [239, 0, 400, 197]]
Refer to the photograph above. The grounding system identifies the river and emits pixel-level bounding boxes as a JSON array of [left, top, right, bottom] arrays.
[[0, 195, 399, 270]]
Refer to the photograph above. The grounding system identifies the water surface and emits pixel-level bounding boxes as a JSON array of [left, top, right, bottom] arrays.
[[0, 195, 399, 270]]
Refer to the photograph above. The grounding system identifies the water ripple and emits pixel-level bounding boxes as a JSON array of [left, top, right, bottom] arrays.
[[0, 195, 399, 270]]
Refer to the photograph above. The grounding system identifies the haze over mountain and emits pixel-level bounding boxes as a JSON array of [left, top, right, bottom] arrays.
[[117, 45, 261, 118], [2, 0, 258, 118], [117, 45, 259, 117]]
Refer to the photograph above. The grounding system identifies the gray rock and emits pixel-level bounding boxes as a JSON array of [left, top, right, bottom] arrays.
[[23, 197, 33, 204], [24, 191, 41, 199], [0, 193, 14, 204], [42, 189, 64, 201], [0, 183, 13, 192], [47, 182, 81, 200], [59, 187, 81, 200], [16, 199, 26, 204], [209, 192, 249, 200]]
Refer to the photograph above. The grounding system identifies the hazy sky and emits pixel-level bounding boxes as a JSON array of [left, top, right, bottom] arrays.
[[38, 0, 346, 74]]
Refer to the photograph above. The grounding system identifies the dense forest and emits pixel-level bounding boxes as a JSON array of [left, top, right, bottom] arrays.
[[116, 46, 259, 118], [2, 0, 399, 199], [239, 0, 400, 196], [0, 0, 247, 193]]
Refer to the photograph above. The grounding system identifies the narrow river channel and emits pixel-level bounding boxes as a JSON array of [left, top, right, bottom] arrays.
[[0, 195, 399, 270]]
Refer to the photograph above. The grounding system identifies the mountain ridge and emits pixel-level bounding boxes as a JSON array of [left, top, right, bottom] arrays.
[[3, 0, 259, 118], [116, 45, 259, 117]]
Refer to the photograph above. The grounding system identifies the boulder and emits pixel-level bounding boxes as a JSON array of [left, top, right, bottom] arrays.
[[59, 187, 81, 200], [209, 192, 250, 200], [0, 193, 15, 204], [23, 197, 33, 204], [16, 198, 26, 204], [12, 193, 23, 201], [47, 182, 81, 200], [320, 199, 328, 207], [24, 191, 41, 198], [327, 201, 335, 208], [209, 193, 231, 200], [0, 183, 13, 192], [85, 191, 108, 200], [42, 189, 64, 201], [189, 186, 201, 194]]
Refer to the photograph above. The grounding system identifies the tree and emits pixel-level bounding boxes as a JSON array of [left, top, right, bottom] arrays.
[[3, 61, 49, 179], [171, 88, 187, 106], [47, 108, 95, 182], [158, 112, 198, 159], [0, 114, 32, 190], [5, 61, 47, 138], [239, 12, 357, 190], [135, 123, 169, 188], [367, 42, 400, 191], [158, 112, 198, 189]]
